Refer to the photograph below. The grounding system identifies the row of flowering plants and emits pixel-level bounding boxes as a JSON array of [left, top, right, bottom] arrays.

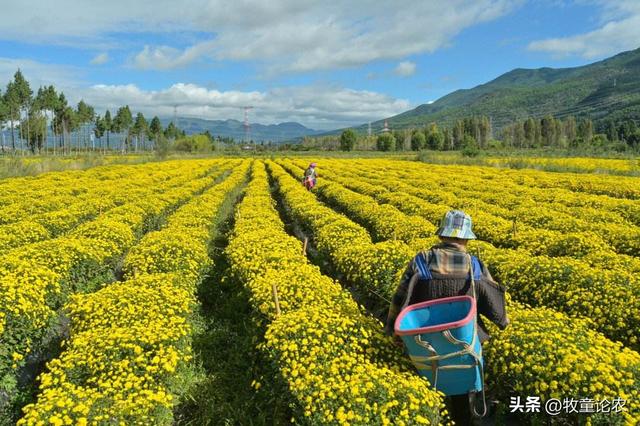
[[322, 160, 640, 279], [483, 156, 640, 176], [226, 162, 447, 425], [0, 160, 224, 413], [300, 160, 640, 349], [322, 159, 640, 258], [359, 160, 640, 255], [17, 161, 250, 425], [0, 160, 180, 223], [268, 161, 416, 300], [271, 160, 640, 424], [0, 160, 220, 251], [387, 156, 640, 200], [506, 162, 640, 200]]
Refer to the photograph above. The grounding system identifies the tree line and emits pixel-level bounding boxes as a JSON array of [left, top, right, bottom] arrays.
[[500, 115, 640, 151], [335, 116, 493, 153], [332, 114, 640, 153], [0, 69, 185, 154]]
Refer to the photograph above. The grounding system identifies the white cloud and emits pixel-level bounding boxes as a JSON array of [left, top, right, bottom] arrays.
[[0, 57, 82, 89], [528, 1, 640, 58], [132, 41, 216, 70], [0, 1, 521, 73], [394, 61, 417, 77], [90, 53, 109, 65], [80, 82, 411, 129], [211, 0, 521, 73], [0, 56, 410, 129]]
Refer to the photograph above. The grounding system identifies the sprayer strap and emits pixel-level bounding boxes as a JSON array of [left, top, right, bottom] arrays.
[[402, 272, 420, 311], [467, 254, 477, 300]]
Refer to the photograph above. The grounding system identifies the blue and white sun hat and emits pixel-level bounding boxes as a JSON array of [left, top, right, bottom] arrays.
[[435, 210, 477, 240]]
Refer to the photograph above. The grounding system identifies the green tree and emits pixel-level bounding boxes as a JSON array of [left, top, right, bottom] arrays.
[[155, 133, 170, 158], [34, 85, 59, 152], [513, 122, 525, 148], [53, 92, 68, 151], [553, 118, 563, 147], [340, 129, 356, 151], [4, 74, 25, 151], [173, 134, 212, 153], [113, 105, 133, 152], [21, 113, 46, 153], [392, 130, 405, 151], [104, 110, 113, 150], [164, 121, 179, 140], [461, 134, 480, 157], [603, 119, 618, 142], [410, 130, 426, 151], [523, 118, 536, 148], [149, 116, 163, 151], [94, 114, 106, 149], [60, 106, 78, 153], [591, 133, 608, 148], [478, 116, 491, 148], [206, 130, 219, 151], [132, 112, 149, 151], [426, 123, 445, 150], [149, 116, 163, 137], [541, 115, 555, 147], [618, 121, 636, 143], [76, 100, 95, 150], [376, 132, 396, 151], [32, 87, 47, 150], [534, 118, 542, 147], [12, 70, 32, 152], [564, 116, 577, 145], [452, 120, 465, 149], [577, 119, 593, 145], [627, 130, 640, 149], [204, 129, 213, 143], [53, 93, 78, 154]]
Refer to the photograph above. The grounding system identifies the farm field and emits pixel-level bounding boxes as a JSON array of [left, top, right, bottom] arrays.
[[1, 157, 639, 425], [416, 152, 640, 176], [0, 155, 157, 179]]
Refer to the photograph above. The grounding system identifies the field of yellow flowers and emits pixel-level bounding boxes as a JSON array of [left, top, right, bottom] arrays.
[[1, 156, 639, 425], [274, 158, 639, 425]]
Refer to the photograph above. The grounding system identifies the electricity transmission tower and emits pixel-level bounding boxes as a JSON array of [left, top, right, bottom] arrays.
[[243, 106, 254, 144]]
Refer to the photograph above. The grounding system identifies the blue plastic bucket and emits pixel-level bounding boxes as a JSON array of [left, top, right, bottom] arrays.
[[395, 295, 483, 396]]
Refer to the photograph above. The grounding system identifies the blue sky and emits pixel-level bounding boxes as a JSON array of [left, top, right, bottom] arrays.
[[1, 0, 639, 130]]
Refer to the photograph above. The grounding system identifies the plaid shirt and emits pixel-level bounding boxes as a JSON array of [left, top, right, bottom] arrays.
[[385, 242, 508, 340]]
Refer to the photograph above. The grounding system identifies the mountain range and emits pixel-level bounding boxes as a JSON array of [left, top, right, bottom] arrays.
[[161, 117, 320, 142], [167, 48, 640, 141], [335, 47, 640, 136]]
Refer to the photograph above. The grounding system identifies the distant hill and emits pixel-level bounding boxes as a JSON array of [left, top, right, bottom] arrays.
[[161, 117, 321, 142], [338, 47, 640, 135]]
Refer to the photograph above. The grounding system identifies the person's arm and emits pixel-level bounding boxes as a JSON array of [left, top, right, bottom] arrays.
[[385, 257, 416, 336], [476, 259, 509, 329]]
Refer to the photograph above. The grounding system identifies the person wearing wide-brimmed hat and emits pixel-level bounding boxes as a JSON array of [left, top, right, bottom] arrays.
[[385, 210, 509, 425]]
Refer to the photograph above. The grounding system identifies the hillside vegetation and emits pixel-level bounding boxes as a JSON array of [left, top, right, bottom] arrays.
[[359, 47, 640, 134]]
